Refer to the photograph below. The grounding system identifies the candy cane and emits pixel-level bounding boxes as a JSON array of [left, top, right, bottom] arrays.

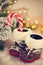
[[6, 12, 23, 32]]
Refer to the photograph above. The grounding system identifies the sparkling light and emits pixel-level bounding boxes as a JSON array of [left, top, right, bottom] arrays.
[[23, 21, 26, 23], [10, 1, 12, 4], [14, 0, 17, 3], [9, 6, 12, 8], [19, 10, 22, 13], [35, 20, 38, 24], [26, 22, 30, 28], [3, 11, 6, 13], [23, 10, 27, 13], [27, 18, 30, 21], [7, 11, 10, 14], [39, 26, 43, 31], [31, 25, 36, 29]]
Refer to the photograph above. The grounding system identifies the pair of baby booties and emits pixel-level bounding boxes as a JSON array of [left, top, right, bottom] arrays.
[[0, 40, 42, 63], [9, 41, 42, 63], [9, 28, 43, 63], [0, 28, 43, 63], [10, 28, 43, 49]]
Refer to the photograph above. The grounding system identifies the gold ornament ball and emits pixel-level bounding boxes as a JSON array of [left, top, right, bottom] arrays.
[[10, 1, 12, 4], [40, 26, 43, 32], [3, 11, 6, 13], [7, 11, 10, 14], [31, 25, 36, 29]]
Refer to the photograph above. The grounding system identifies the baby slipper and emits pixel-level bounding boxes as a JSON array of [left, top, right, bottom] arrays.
[[9, 41, 27, 57], [19, 49, 42, 63]]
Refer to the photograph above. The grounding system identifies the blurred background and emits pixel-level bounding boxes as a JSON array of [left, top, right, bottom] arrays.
[[0, 0, 43, 34]]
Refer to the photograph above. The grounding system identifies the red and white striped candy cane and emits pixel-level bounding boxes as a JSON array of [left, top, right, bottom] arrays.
[[6, 12, 23, 32]]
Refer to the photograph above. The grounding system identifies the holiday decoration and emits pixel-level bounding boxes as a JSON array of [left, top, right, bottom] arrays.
[[15, 8, 43, 34], [31, 25, 37, 30], [35, 20, 39, 25], [0, 0, 18, 17], [0, 20, 12, 40], [6, 12, 23, 32], [1, 26, 12, 40], [6, 11, 32, 41], [0, 0, 43, 64], [0, 6, 42, 34], [14, 8, 30, 28], [39, 26, 43, 32], [25, 21, 30, 28], [12, 8, 43, 34]]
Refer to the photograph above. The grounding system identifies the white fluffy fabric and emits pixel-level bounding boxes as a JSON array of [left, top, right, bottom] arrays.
[[0, 47, 43, 65], [0, 47, 18, 65], [25, 33, 43, 49], [10, 28, 32, 42]]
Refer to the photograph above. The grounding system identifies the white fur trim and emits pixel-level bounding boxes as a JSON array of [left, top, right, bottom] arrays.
[[10, 28, 32, 42], [25, 33, 43, 49]]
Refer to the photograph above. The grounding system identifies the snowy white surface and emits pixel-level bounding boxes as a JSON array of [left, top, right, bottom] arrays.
[[0, 47, 43, 65]]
